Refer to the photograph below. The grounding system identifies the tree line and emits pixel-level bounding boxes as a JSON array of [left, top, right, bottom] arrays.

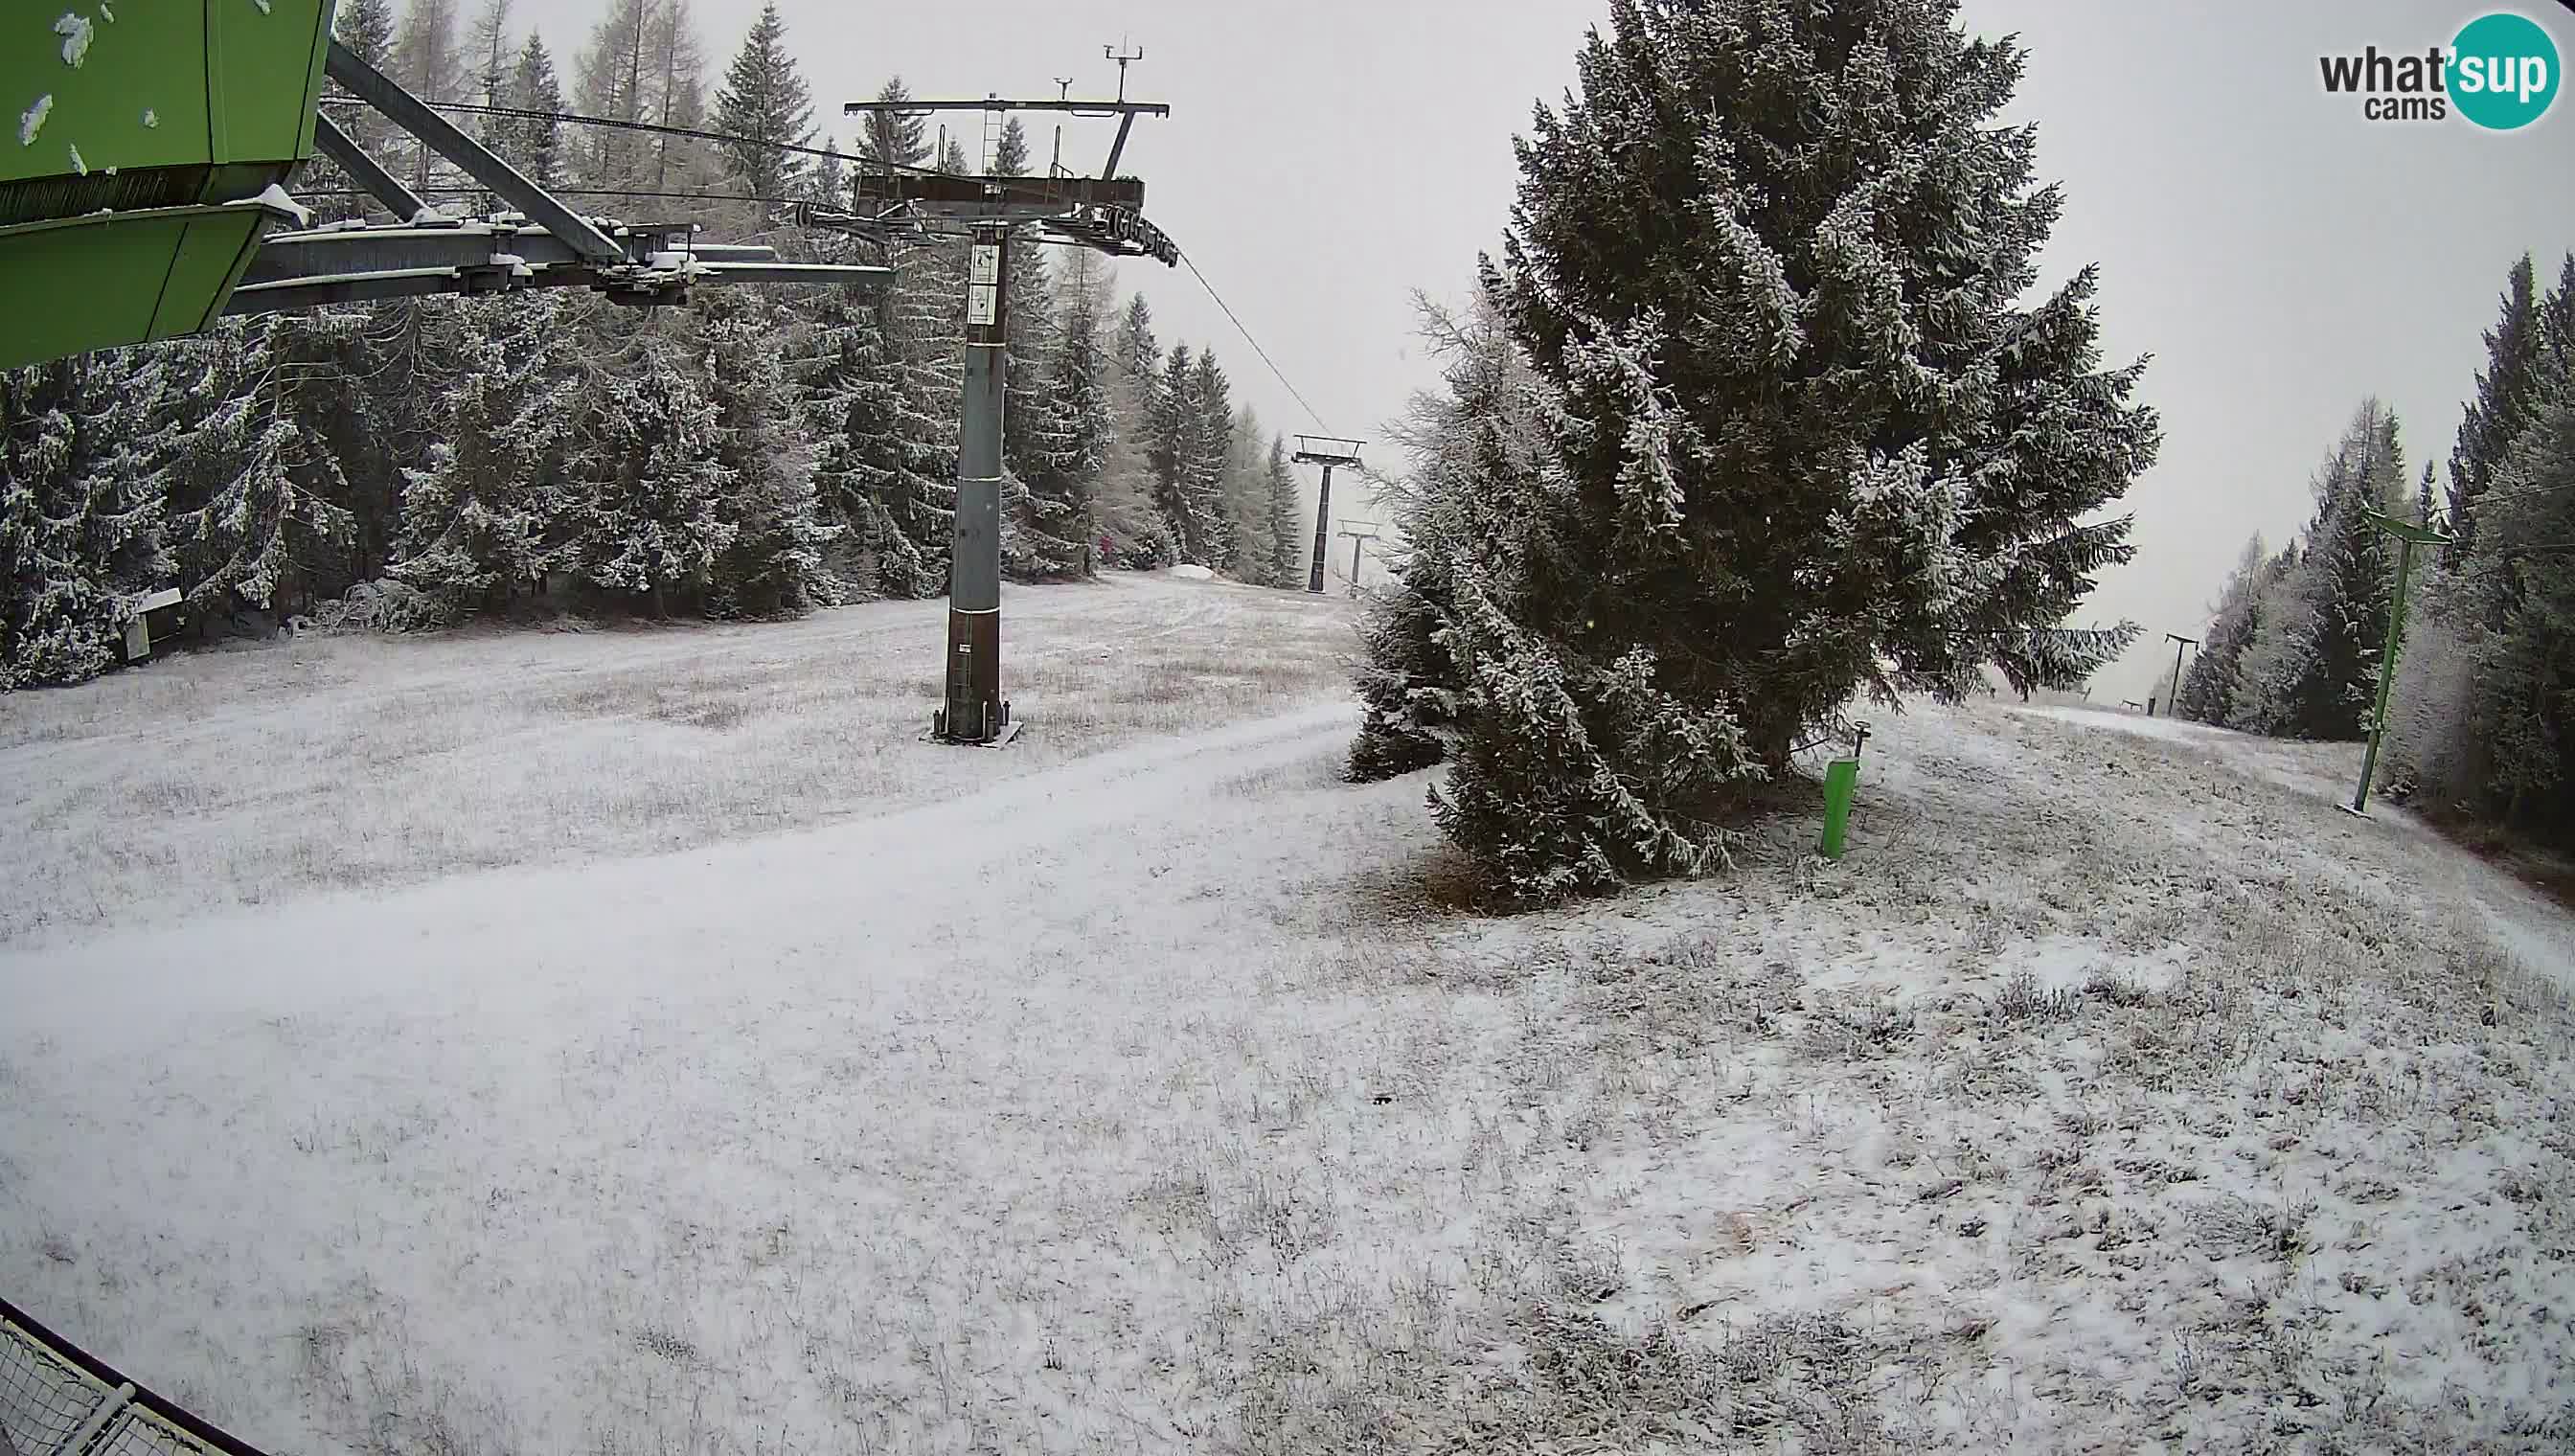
[[2176, 253, 2575, 847], [0, 0, 1310, 689]]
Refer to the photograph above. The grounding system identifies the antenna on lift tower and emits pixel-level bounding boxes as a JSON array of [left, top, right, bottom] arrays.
[[1051, 79, 1073, 175], [1107, 42, 1144, 103], [834, 50, 1176, 748]]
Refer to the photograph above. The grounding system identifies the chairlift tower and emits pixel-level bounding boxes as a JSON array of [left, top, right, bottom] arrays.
[[1335, 520, 1382, 595], [1292, 436, 1364, 595], [841, 61, 1175, 747], [2159, 634, 2199, 718]]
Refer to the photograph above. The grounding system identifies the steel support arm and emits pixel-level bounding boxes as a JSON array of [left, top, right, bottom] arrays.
[[311, 113, 431, 222], [324, 37, 625, 263], [226, 259, 890, 316], [239, 225, 790, 286], [1102, 113, 1137, 180]]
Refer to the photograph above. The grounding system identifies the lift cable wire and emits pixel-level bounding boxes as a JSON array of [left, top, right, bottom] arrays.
[[317, 94, 951, 178], [1174, 246, 1332, 434], [308, 99, 1331, 430], [294, 185, 1128, 253]]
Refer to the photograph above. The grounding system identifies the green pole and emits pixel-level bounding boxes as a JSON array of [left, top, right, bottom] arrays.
[[1820, 758, 1861, 859], [2348, 536, 2414, 815]]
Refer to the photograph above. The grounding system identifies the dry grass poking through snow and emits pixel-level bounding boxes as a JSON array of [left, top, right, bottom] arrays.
[[5, 597, 2574, 1456], [1250, 707, 2575, 1452], [0, 575, 1351, 945]]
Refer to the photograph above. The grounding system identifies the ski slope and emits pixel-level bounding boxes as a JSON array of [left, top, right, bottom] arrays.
[[3, 580, 2571, 1453]]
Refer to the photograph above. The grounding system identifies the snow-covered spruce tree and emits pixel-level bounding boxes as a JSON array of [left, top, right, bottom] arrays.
[[558, 329, 735, 616], [713, 0, 813, 217], [797, 282, 912, 598], [1097, 363, 1171, 569], [499, 32, 566, 187], [1149, 343, 1206, 562], [159, 319, 358, 622], [807, 140, 848, 209], [1177, 352, 1237, 570], [1147, 346, 1234, 567], [2448, 254, 2552, 564], [699, 291, 840, 617], [1219, 405, 1277, 583], [1265, 434, 1305, 585], [2455, 350, 2575, 838], [391, 291, 577, 617], [2229, 401, 2404, 740], [2174, 535, 2267, 725], [1425, 0, 2157, 900], [2382, 259, 2574, 818], [989, 119, 1073, 580], [881, 234, 965, 596], [856, 76, 928, 174], [1097, 293, 1173, 567], [0, 353, 174, 688], [1013, 263, 1111, 580], [2375, 560, 2481, 806], [1349, 293, 1549, 782]]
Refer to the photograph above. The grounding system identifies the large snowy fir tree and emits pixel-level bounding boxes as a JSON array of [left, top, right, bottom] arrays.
[[1357, 0, 2159, 900]]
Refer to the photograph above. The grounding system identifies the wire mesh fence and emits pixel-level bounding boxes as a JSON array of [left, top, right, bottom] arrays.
[[0, 1300, 272, 1456]]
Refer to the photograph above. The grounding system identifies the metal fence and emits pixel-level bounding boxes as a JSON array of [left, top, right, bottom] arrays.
[[1, 1298, 274, 1456]]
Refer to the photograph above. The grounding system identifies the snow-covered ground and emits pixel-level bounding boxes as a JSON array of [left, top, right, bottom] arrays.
[[4, 581, 2572, 1454]]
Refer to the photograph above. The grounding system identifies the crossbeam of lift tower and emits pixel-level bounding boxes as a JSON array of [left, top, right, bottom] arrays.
[[222, 41, 892, 315], [842, 59, 1175, 747]]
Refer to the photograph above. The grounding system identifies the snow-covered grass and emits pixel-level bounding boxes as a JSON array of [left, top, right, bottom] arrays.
[[0, 574, 1354, 946], [4, 582, 2572, 1454]]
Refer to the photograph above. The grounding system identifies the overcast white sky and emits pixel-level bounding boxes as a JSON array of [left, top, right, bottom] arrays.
[[515, 0, 2574, 699]]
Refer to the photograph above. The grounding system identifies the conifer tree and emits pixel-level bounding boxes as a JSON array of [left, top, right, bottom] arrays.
[[1011, 263, 1110, 579], [498, 33, 566, 187], [2448, 255, 2545, 564], [2230, 401, 2404, 739], [807, 140, 848, 208], [1177, 351, 1236, 567], [2174, 535, 2268, 725], [882, 237, 965, 596], [1265, 434, 1305, 586], [1152, 344, 1229, 563], [713, 1, 814, 214], [467, 0, 515, 112], [699, 292, 839, 616], [573, 0, 656, 193], [1096, 293, 1172, 565], [2455, 347, 2575, 834], [856, 78, 929, 173], [1414, 0, 2159, 900], [799, 284, 914, 598], [395, 0, 469, 187], [559, 330, 734, 616], [159, 321, 359, 619], [1349, 293, 1537, 780], [0, 353, 174, 687], [392, 293, 577, 615], [1219, 405, 1276, 582]]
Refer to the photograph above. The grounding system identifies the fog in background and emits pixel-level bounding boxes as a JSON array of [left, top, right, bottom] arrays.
[[513, 0, 2575, 700]]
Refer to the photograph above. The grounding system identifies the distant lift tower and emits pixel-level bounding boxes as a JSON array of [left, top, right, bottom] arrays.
[[1293, 437, 1365, 595], [1335, 521, 1382, 595], [2159, 634, 2199, 718], [836, 63, 1176, 746]]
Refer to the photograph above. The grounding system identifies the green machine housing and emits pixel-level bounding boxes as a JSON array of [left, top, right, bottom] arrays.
[[2, 1, 336, 371]]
